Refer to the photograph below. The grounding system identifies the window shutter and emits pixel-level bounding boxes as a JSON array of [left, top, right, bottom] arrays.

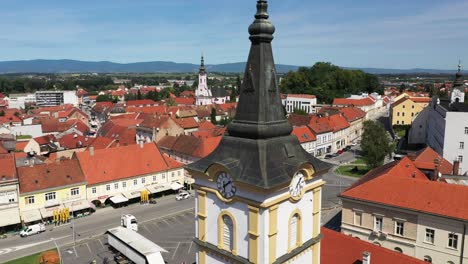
[[289, 214, 298, 248], [223, 215, 233, 251]]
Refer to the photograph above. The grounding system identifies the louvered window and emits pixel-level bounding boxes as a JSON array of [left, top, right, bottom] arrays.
[[222, 215, 233, 251], [289, 214, 299, 249]]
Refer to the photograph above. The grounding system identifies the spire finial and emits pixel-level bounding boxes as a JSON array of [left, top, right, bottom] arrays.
[[199, 53, 206, 73], [454, 60, 464, 87], [248, 0, 275, 43], [458, 60, 462, 72]]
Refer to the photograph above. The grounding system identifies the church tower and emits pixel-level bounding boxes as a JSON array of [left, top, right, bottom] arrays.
[[186, 1, 331, 263], [451, 62, 465, 103], [195, 55, 213, 106]]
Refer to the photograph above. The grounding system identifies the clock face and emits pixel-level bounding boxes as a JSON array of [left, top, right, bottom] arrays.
[[289, 172, 305, 198], [216, 172, 236, 199]]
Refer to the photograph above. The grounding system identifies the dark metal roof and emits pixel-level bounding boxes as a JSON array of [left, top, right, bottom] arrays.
[[199, 55, 206, 74], [454, 63, 464, 87], [186, 0, 330, 189], [210, 87, 228, 98]]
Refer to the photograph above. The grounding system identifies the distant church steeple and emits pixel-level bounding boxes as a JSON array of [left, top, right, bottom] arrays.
[[451, 61, 465, 103], [195, 54, 212, 105]]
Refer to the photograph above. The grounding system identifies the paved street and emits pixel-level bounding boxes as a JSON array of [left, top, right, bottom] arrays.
[[0, 195, 194, 263]]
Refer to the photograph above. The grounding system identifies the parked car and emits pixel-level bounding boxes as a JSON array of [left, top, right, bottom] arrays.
[[324, 154, 334, 159], [344, 146, 352, 151], [20, 223, 46, 237], [331, 153, 339, 158], [337, 150, 343, 155], [176, 192, 191, 201]]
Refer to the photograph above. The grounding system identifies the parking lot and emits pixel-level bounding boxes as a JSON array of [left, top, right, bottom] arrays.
[[60, 209, 196, 264]]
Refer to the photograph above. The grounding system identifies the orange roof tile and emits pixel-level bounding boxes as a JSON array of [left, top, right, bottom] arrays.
[[126, 105, 167, 115], [408, 147, 453, 174], [76, 143, 171, 185], [198, 120, 216, 131], [125, 99, 157, 106], [339, 107, 366, 122], [17, 159, 85, 193], [0, 154, 17, 180], [333, 96, 375, 106], [174, 97, 195, 105], [291, 126, 316, 143], [192, 136, 222, 158], [88, 136, 115, 150], [321, 228, 426, 264], [308, 115, 333, 134], [173, 117, 199, 129], [341, 157, 468, 220], [59, 134, 92, 149], [411, 97, 431, 103]]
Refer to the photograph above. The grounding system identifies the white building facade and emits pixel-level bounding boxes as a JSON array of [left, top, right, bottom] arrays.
[[284, 94, 318, 114], [195, 56, 213, 106], [35, 90, 79, 107]]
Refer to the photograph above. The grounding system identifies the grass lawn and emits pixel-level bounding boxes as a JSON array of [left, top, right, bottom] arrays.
[[5, 249, 58, 264], [395, 128, 406, 138], [336, 164, 370, 178], [15, 135, 32, 140]]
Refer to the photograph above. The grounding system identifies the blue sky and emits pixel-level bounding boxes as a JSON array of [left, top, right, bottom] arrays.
[[1, 0, 467, 69]]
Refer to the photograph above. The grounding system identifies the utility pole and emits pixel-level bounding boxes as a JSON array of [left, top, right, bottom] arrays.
[[52, 238, 62, 264]]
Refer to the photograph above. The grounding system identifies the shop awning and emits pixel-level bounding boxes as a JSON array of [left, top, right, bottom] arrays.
[[64, 200, 91, 212], [109, 194, 129, 204], [21, 209, 42, 223], [171, 182, 184, 190], [146, 183, 172, 194], [40, 205, 64, 218], [0, 207, 21, 226], [122, 188, 147, 200]]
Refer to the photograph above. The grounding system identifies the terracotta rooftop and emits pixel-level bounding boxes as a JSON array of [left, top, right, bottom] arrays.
[[126, 105, 167, 115], [291, 126, 316, 143], [173, 117, 199, 129], [0, 154, 17, 181], [321, 227, 426, 264], [407, 147, 453, 175], [17, 159, 86, 194], [76, 143, 176, 185], [287, 114, 311, 127], [287, 94, 316, 99], [174, 97, 195, 106], [341, 157, 468, 221], [339, 107, 367, 122], [59, 134, 92, 150], [34, 134, 57, 145], [333, 96, 375, 106], [125, 99, 157, 106]]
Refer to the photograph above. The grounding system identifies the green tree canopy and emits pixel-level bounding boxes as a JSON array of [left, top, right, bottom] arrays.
[[361, 120, 393, 169], [280, 62, 380, 104]]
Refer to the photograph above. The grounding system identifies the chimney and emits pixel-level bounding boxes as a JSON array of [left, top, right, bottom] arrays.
[[89, 146, 95, 156], [362, 251, 371, 264], [453, 160, 460, 176], [433, 158, 440, 181], [139, 140, 144, 148]]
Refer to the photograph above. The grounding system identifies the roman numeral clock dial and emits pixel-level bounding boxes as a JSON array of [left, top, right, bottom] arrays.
[[216, 172, 236, 199], [289, 172, 305, 199]]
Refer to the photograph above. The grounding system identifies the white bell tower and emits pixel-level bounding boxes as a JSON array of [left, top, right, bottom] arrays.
[[195, 55, 213, 106], [451, 62, 465, 104]]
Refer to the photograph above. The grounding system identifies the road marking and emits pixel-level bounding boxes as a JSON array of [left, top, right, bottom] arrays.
[[172, 242, 180, 259], [152, 222, 160, 230], [0, 235, 71, 256], [73, 246, 78, 257], [97, 238, 105, 250], [85, 243, 92, 254], [188, 241, 193, 253], [142, 225, 153, 235]]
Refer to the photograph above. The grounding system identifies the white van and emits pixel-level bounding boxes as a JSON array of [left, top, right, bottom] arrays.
[[20, 223, 46, 237]]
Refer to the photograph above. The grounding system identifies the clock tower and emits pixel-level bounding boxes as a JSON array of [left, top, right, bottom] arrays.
[[451, 62, 465, 104], [186, 1, 331, 263]]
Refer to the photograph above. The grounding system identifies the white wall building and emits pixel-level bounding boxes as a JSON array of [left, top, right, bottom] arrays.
[[195, 56, 213, 106], [36, 90, 78, 107], [6, 93, 36, 109], [284, 94, 318, 114]]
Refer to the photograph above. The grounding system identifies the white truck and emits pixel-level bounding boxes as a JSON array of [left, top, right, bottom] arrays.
[[20, 223, 46, 237], [107, 227, 167, 264], [121, 214, 138, 231]]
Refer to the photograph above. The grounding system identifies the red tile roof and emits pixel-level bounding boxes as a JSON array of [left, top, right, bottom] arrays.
[[333, 96, 375, 106], [125, 99, 157, 107], [0, 144, 8, 154], [76, 143, 173, 185], [198, 120, 216, 131], [287, 94, 316, 99], [126, 105, 167, 115], [59, 134, 93, 149], [162, 153, 184, 169], [158, 135, 221, 158], [17, 159, 85, 193], [193, 136, 222, 158], [341, 157, 468, 220], [291, 126, 316, 143], [321, 228, 426, 264], [111, 89, 126, 96], [180, 90, 195, 97], [308, 115, 333, 134], [408, 147, 453, 174], [217, 103, 237, 112], [173, 117, 199, 129], [88, 136, 115, 150], [287, 114, 311, 127], [16, 141, 28, 152], [76, 88, 88, 96], [339, 107, 367, 122], [34, 134, 57, 145], [174, 97, 195, 106], [411, 97, 431, 103], [0, 154, 17, 180], [328, 114, 350, 132]]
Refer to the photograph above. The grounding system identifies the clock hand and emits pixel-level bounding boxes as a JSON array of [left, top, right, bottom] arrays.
[[223, 180, 232, 189]]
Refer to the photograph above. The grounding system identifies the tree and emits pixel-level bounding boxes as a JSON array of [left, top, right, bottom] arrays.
[[96, 94, 114, 102], [293, 108, 308, 115], [230, 86, 237, 102], [210, 108, 217, 125], [137, 89, 142, 100], [361, 120, 393, 169]]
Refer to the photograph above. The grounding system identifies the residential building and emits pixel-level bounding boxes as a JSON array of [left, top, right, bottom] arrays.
[[284, 94, 317, 114], [76, 143, 185, 207], [339, 107, 366, 144], [308, 115, 334, 156], [0, 154, 21, 231], [35, 90, 79, 107], [157, 135, 221, 164], [186, 2, 331, 262], [17, 159, 88, 225], [340, 157, 468, 263], [420, 65, 468, 175], [135, 114, 184, 143], [6, 93, 36, 109], [292, 126, 317, 155], [390, 96, 430, 126], [333, 96, 377, 115]]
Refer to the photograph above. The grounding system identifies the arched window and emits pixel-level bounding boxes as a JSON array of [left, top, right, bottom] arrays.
[[288, 210, 302, 252], [394, 247, 403, 253], [222, 215, 233, 251], [423, 256, 432, 263], [218, 212, 237, 255]]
